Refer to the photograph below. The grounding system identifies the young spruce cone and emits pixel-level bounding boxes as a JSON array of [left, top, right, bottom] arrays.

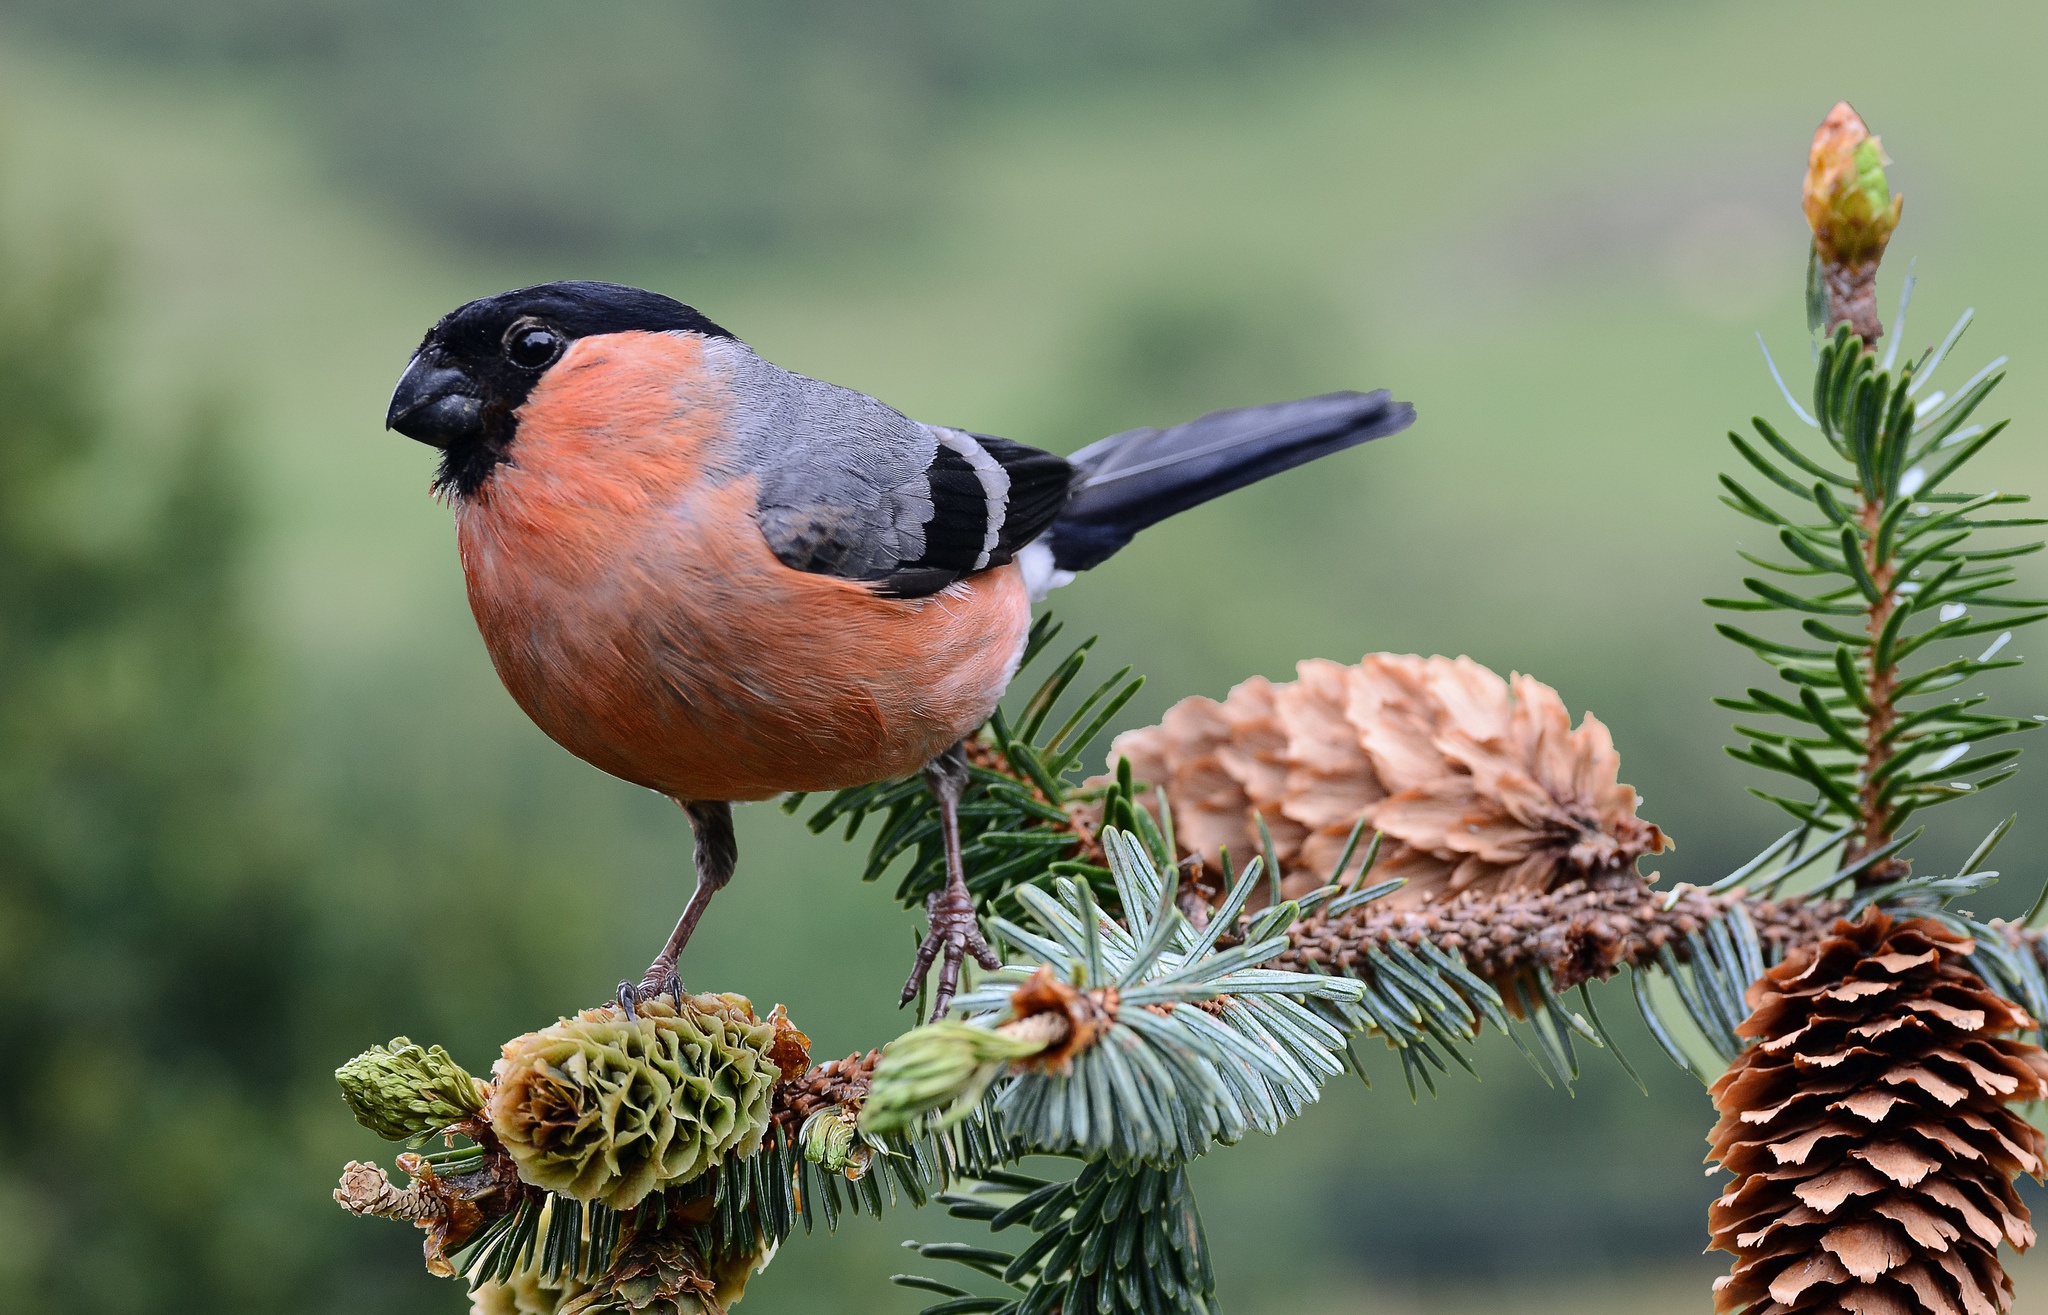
[[1709, 911, 2048, 1315], [489, 994, 783, 1210], [1106, 653, 1668, 906], [335, 1037, 488, 1142]]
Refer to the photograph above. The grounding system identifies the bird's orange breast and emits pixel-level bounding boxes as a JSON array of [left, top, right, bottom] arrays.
[[453, 331, 1031, 802]]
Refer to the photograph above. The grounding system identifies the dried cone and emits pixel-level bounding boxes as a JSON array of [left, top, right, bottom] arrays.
[[1105, 653, 1668, 906], [1708, 910, 2048, 1315], [771, 1049, 880, 1138]]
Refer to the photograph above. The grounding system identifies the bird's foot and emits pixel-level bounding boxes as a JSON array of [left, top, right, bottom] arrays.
[[900, 882, 1003, 1021], [616, 962, 685, 1021]]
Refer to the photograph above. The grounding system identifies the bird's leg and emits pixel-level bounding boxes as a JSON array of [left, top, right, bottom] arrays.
[[900, 742, 1002, 1021], [618, 800, 735, 1018]]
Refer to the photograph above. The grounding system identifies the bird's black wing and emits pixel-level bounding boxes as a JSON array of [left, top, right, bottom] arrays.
[[863, 430, 1074, 598], [835, 428, 1081, 598]]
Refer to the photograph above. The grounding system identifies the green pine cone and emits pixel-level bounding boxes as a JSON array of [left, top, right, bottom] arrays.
[[489, 995, 779, 1210], [336, 1037, 487, 1142]]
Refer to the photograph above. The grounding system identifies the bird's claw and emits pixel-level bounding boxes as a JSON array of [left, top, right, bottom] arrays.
[[901, 883, 1002, 1021], [617, 964, 685, 1021]]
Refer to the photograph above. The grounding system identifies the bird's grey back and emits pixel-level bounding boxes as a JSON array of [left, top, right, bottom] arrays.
[[700, 337, 941, 579]]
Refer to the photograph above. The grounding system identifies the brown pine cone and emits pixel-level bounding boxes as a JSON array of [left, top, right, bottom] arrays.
[[1104, 653, 1669, 907], [1708, 910, 2048, 1315]]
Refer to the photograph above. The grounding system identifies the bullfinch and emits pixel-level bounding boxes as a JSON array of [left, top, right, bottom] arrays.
[[384, 280, 1413, 1018]]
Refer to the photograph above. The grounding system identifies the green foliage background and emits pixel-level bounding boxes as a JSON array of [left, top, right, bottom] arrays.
[[2, 2, 2047, 1312]]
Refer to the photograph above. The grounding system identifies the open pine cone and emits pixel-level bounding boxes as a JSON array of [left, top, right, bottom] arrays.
[[1708, 910, 2048, 1315], [1103, 653, 1669, 906]]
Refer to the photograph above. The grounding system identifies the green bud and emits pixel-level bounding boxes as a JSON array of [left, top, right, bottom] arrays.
[[858, 1022, 1048, 1137], [336, 1037, 486, 1142], [1804, 102, 1901, 269]]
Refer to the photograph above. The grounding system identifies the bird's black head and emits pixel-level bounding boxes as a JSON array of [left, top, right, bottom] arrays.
[[385, 280, 736, 498]]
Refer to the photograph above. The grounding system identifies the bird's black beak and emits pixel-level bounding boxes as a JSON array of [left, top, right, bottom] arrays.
[[386, 353, 483, 449]]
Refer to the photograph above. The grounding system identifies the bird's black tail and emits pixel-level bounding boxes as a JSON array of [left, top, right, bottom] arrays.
[[1045, 389, 1415, 571]]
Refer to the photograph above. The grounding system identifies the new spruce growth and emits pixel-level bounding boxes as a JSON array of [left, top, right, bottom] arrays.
[[1712, 315, 2039, 872]]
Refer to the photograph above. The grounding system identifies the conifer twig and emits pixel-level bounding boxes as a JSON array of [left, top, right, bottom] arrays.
[[1275, 872, 1846, 994]]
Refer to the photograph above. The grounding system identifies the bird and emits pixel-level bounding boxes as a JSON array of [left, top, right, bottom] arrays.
[[384, 280, 1414, 1019]]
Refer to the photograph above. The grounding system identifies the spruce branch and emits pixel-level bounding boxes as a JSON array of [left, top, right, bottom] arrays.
[[896, 1160, 1214, 1315], [1280, 871, 1843, 1012], [816, 625, 1865, 1092], [1715, 315, 2041, 874], [332, 989, 1012, 1306], [863, 830, 1368, 1162], [1717, 109, 2043, 881], [1688, 102, 2048, 1315]]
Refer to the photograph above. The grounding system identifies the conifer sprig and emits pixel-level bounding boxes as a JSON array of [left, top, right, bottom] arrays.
[[862, 829, 1371, 1163], [1637, 291, 2047, 1080], [895, 1160, 1214, 1315], [1710, 315, 2043, 869]]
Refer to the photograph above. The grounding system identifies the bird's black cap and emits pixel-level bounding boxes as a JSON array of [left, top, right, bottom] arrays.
[[387, 280, 737, 498], [414, 281, 736, 365]]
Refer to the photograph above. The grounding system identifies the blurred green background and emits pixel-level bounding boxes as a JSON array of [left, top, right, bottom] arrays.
[[4, 1, 2048, 1311]]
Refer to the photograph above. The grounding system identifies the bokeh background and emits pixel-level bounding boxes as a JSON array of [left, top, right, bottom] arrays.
[[3, 2, 2048, 1312]]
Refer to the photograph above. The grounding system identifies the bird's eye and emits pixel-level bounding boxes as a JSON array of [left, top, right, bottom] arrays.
[[504, 320, 564, 370]]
